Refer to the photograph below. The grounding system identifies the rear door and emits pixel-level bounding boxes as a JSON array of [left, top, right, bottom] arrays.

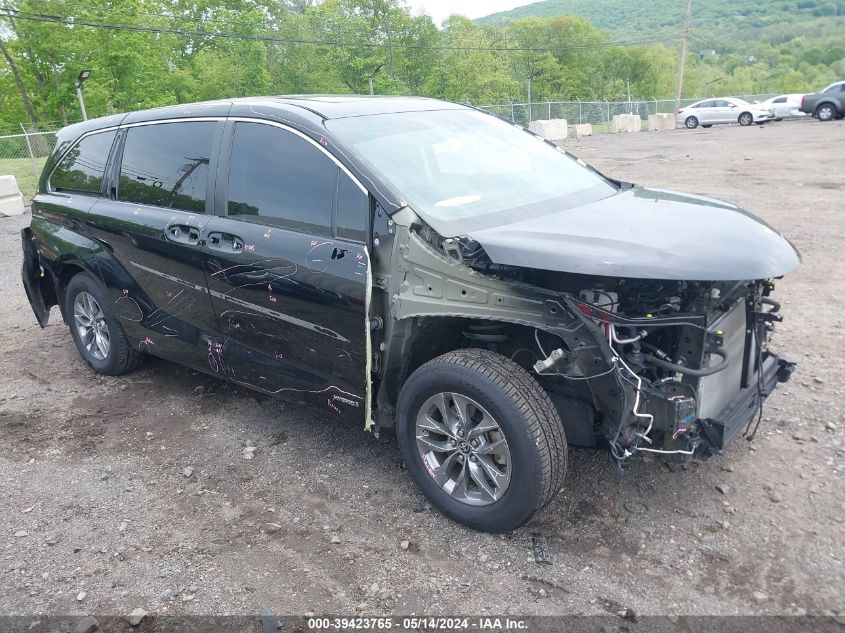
[[711, 100, 734, 123], [83, 119, 223, 369], [695, 100, 716, 123], [202, 119, 371, 422]]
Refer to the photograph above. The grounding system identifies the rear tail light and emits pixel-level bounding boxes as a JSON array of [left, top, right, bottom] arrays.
[[801, 95, 805, 107], [677, 109, 683, 114]]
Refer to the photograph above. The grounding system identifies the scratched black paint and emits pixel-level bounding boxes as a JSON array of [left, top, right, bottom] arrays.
[[24, 99, 377, 423]]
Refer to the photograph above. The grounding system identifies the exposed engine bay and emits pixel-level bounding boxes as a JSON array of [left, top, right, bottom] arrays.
[[381, 223, 797, 468], [462, 234, 795, 464]]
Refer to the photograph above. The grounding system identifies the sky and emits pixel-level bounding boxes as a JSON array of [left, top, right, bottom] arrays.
[[406, 1, 538, 27]]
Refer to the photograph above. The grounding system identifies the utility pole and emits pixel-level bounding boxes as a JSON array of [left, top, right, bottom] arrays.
[[367, 64, 384, 96], [675, 0, 692, 111], [75, 69, 92, 121]]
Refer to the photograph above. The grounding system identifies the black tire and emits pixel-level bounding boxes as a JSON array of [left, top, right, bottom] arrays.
[[815, 103, 836, 122], [64, 272, 144, 376], [397, 349, 567, 532], [684, 116, 699, 129], [738, 112, 753, 126], [701, 124, 713, 128]]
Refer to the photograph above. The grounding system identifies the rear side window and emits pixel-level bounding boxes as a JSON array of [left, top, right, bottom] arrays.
[[773, 97, 787, 103], [227, 122, 336, 235], [50, 130, 116, 194], [118, 122, 215, 213]]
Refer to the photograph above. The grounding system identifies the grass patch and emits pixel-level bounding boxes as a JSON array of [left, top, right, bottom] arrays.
[[0, 156, 48, 202]]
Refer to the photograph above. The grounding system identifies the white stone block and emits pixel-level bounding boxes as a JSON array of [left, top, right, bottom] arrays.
[[611, 114, 643, 133], [528, 118, 568, 141], [567, 123, 593, 138], [648, 113, 675, 131], [0, 175, 25, 217]]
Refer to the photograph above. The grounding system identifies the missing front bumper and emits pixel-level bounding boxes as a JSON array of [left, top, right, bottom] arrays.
[[698, 353, 796, 452]]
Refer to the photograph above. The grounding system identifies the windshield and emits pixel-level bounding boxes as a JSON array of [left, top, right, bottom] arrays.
[[326, 109, 617, 234]]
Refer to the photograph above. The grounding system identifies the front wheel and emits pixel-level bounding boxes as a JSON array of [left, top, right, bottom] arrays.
[[815, 104, 836, 121], [684, 116, 699, 129], [397, 349, 567, 533], [738, 112, 754, 126], [64, 272, 144, 376]]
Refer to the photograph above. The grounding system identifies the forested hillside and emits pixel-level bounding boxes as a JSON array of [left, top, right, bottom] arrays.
[[478, 0, 845, 37], [478, 0, 845, 95], [0, 0, 842, 133]]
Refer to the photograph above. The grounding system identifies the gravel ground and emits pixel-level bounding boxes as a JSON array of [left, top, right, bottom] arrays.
[[1, 119, 843, 619]]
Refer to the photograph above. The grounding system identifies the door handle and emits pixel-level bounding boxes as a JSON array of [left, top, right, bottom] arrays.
[[207, 231, 245, 253], [166, 224, 200, 245]]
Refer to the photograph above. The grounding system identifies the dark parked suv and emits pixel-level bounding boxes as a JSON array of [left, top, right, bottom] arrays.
[[22, 96, 800, 532]]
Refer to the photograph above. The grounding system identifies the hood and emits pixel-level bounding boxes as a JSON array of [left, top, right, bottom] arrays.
[[465, 187, 801, 281]]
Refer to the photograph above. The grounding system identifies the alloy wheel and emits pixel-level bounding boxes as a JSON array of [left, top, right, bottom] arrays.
[[73, 291, 111, 361], [415, 392, 512, 506]]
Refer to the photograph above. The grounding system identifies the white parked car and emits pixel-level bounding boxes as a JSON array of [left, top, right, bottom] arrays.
[[759, 94, 808, 120], [676, 97, 775, 129]]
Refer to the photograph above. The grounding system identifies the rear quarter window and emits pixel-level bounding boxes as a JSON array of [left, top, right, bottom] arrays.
[[50, 130, 117, 194]]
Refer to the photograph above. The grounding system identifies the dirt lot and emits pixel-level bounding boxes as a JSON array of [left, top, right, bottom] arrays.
[[1, 119, 843, 619]]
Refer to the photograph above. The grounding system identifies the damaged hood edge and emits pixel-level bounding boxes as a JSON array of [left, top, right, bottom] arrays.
[[464, 186, 801, 281]]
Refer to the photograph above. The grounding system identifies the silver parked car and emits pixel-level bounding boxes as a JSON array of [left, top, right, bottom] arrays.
[[676, 97, 775, 129], [759, 94, 808, 120]]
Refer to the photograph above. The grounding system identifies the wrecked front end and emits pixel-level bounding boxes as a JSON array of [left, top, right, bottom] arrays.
[[532, 277, 796, 464], [380, 206, 799, 468]]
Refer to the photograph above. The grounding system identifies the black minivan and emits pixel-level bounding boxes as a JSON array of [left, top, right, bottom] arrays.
[[22, 96, 799, 532]]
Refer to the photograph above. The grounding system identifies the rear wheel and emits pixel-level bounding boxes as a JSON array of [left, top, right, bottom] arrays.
[[815, 103, 836, 122], [397, 348, 567, 533], [65, 273, 144, 376], [738, 112, 753, 126], [684, 116, 699, 129]]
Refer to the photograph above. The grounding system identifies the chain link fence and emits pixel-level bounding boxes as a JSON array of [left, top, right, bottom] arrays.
[[0, 93, 778, 204], [0, 129, 58, 203], [478, 94, 778, 129]]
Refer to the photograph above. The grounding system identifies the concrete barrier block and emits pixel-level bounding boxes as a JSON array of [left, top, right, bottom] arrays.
[[648, 113, 675, 131], [528, 118, 568, 142], [567, 123, 593, 138], [0, 175, 25, 217], [611, 114, 642, 133]]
